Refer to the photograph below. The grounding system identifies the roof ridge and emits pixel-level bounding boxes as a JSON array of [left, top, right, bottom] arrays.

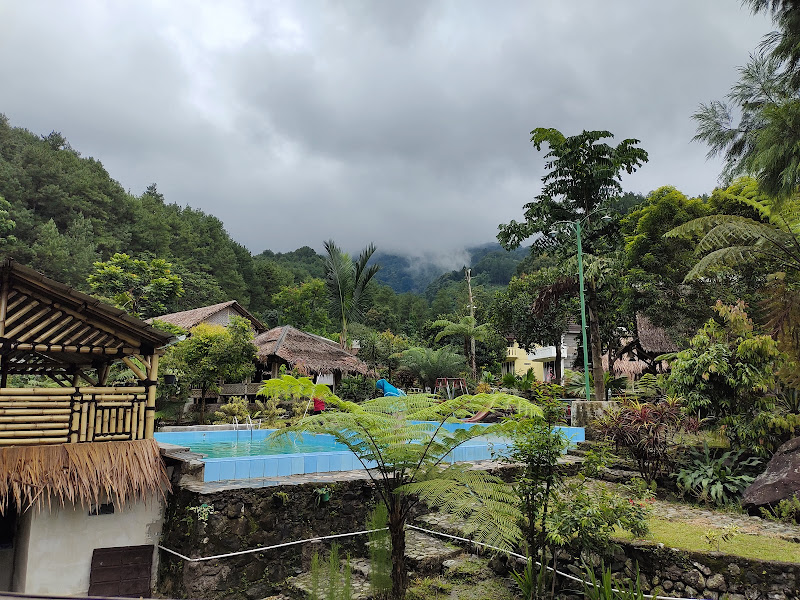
[[274, 325, 291, 353]]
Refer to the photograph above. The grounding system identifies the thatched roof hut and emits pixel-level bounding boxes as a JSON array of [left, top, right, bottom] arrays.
[[150, 300, 265, 333], [0, 258, 172, 507], [0, 260, 172, 597], [254, 325, 369, 386]]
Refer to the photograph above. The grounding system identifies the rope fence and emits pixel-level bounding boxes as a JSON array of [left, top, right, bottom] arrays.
[[158, 524, 702, 600]]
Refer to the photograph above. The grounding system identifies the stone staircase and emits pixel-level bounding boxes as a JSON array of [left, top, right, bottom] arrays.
[[566, 441, 642, 483], [286, 529, 461, 599]]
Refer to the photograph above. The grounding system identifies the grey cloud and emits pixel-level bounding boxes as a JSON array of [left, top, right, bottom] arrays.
[[0, 0, 773, 264]]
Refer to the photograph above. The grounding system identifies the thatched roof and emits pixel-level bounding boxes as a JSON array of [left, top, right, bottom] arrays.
[[602, 353, 649, 378], [150, 300, 265, 333], [254, 325, 369, 376], [0, 439, 169, 514], [636, 313, 679, 354], [0, 259, 173, 382]]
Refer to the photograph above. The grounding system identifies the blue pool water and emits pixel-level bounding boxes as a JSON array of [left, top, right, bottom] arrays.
[[155, 424, 584, 483]]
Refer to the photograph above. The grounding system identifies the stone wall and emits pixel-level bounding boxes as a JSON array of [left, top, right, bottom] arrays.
[[563, 542, 800, 600], [158, 478, 800, 600], [157, 480, 382, 599]]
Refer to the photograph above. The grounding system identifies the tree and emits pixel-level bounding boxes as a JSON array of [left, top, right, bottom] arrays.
[[666, 177, 800, 282], [399, 346, 466, 392], [164, 317, 257, 423], [0, 196, 15, 247], [665, 177, 800, 383], [31, 217, 99, 289], [746, 0, 800, 91], [498, 128, 648, 400], [431, 315, 493, 379], [323, 240, 381, 348], [355, 327, 411, 380], [271, 278, 332, 335], [259, 375, 542, 600], [87, 253, 183, 318], [492, 268, 577, 382], [666, 302, 793, 455], [622, 186, 719, 342]]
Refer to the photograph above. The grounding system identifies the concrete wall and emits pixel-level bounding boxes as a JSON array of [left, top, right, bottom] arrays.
[[13, 493, 165, 596]]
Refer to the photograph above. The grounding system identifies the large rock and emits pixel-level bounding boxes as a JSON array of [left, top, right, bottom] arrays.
[[742, 436, 800, 507]]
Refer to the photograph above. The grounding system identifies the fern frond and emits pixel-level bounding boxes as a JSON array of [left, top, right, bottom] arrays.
[[666, 214, 751, 239], [683, 246, 767, 281], [694, 218, 784, 253], [402, 466, 522, 550]]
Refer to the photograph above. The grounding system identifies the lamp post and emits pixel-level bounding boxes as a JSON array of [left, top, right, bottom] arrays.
[[573, 220, 592, 402], [554, 216, 604, 401]]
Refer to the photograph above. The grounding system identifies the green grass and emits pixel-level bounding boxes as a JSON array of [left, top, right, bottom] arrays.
[[616, 518, 800, 563]]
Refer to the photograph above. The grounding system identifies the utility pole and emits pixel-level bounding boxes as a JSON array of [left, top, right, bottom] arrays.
[[465, 267, 477, 379]]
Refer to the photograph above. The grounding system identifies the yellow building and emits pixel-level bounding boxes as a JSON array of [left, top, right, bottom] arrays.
[[502, 342, 546, 380]]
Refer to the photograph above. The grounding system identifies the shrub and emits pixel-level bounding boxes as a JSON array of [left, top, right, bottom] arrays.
[[212, 396, 250, 424], [667, 302, 792, 455], [760, 495, 800, 524], [675, 442, 762, 507], [596, 397, 685, 484], [338, 375, 377, 402]]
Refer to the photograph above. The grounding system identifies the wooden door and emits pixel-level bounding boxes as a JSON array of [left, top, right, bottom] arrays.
[[88, 545, 153, 597]]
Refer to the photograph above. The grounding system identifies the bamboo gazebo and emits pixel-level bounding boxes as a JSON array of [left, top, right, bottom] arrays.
[[0, 260, 176, 596], [0, 259, 174, 445]]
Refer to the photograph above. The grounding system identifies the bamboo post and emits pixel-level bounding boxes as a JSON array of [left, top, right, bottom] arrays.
[[87, 401, 96, 441], [0, 422, 71, 431], [0, 429, 69, 438], [101, 408, 109, 435], [122, 357, 147, 381], [0, 437, 69, 445], [0, 387, 146, 395], [69, 395, 81, 443], [79, 401, 89, 442], [0, 411, 71, 418], [0, 270, 9, 336], [137, 401, 145, 440], [145, 353, 159, 438], [123, 405, 132, 437], [5, 306, 54, 339], [48, 318, 81, 344]]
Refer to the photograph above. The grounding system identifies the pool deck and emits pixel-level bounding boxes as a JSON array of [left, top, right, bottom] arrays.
[[173, 454, 584, 494]]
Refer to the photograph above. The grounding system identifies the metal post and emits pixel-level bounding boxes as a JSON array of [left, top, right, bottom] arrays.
[[574, 221, 592, 401]]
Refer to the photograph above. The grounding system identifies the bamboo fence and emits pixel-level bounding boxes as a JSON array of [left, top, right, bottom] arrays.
[[0, 387, 150, 445]]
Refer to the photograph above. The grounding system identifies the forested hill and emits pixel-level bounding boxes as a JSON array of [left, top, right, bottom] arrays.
[[0, 115, 527, 323]]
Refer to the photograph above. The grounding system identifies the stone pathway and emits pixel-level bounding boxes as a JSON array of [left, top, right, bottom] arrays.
[[178, 457, 583, 494], [651, 499, 800, 542]]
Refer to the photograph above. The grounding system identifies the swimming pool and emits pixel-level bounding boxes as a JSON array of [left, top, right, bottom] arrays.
[[155, 425, 585, 482]]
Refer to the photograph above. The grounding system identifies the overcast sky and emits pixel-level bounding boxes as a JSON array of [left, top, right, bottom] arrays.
[[0, 1, 773, 266]]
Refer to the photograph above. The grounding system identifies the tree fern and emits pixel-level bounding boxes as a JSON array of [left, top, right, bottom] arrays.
[[667, 177, 800, 280], [262, 375, 542, 600]]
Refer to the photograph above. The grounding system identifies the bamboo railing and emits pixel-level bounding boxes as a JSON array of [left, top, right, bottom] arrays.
[[0, 386, 151, 445]]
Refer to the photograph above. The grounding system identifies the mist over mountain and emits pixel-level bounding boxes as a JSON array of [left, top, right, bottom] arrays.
[[372, 243, 530, 294]]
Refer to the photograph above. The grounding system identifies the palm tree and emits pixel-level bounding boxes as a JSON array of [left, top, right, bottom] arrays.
[[431, 315, 492, 379], [261, 375, 542, 600], [323, 240, 380, 349]]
